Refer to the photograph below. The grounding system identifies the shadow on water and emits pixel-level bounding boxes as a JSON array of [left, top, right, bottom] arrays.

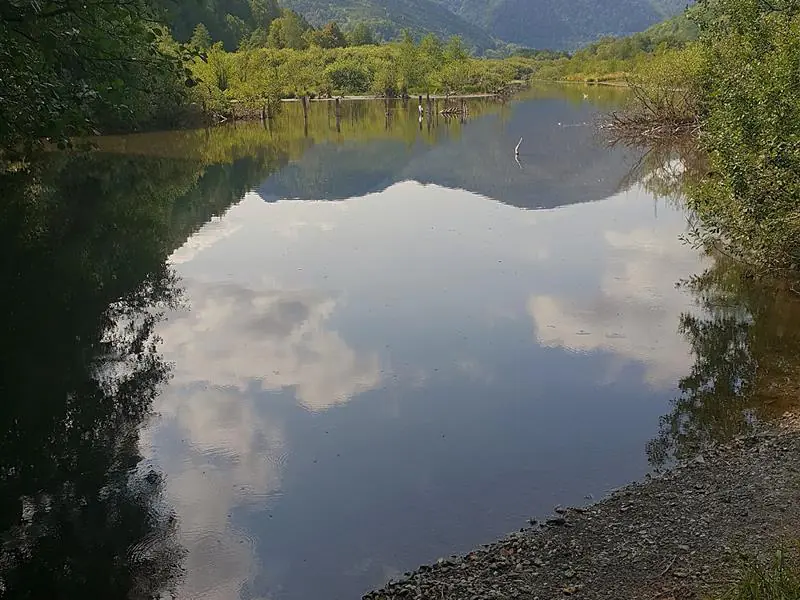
[[0, 147, 287, 597], [0, 155, 183, 598]]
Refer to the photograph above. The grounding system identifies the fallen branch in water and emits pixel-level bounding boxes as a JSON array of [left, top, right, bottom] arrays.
[[600, 75, 702, 146], [599, 110, 701, 146]]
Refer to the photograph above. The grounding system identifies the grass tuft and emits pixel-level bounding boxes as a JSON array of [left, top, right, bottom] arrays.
[[720, 549, 800, 600]]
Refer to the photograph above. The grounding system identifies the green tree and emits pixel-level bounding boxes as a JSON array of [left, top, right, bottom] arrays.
[[348, 22, 375, 46], [397, 29, 422, 93], [266, 10, 310, 50], [418, 33, 445, 90], [688, 0, 800, 272], [225, 13, 251, 47], [419, 33, 445, 65], [443, 35, 469, 62], [308, 21, 348, 48], [242, 26, 270, 48], [324, 59, 371, 93], [249, 0, 280, 27], [189, 23, 213, 50], [0, 0, 186, 157]]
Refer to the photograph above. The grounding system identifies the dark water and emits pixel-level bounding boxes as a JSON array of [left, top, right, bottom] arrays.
[[2, 86, 798, 600]]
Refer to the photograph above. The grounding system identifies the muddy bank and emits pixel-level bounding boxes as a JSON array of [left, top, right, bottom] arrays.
[[364, 427, 800, 600]]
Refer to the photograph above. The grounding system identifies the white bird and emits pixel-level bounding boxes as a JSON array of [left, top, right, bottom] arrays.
[[418, 104, 424, 115], [515, 137, 523, 156], [583, 93, 589, 100]]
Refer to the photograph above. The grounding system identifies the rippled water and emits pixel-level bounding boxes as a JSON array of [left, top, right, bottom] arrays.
[[6, 86, 796, 600]]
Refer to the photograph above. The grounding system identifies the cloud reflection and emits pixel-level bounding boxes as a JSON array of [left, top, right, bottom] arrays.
[[148, 385, 281, 600], [148, 280, 384, 598], [159, 281, 383, 411], [529, 220, 701, 387]]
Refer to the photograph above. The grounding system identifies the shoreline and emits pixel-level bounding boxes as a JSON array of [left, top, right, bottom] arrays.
[[277, 92, 503, 103], [530, 77, 630, 88], [364, 421, 800, 599]]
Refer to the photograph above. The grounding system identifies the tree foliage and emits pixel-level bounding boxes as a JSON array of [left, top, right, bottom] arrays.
[[188, 32, 538, 108], [0, 0, 187, 157], [307, 21, 347, 48], [687, 0, 800, 272], [347, 22, 376, 46], [264, 9, 312, 49], [190, 23, 213, 50], [533, 14, 699, 82]]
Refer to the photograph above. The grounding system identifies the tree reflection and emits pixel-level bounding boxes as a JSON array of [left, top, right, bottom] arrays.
[[618, 140, 800, 467], [647, 254, 800, 467], [615, 137, 706, 202], [0, 152, 238, 598]]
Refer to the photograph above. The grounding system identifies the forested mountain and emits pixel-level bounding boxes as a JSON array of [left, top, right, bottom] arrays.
[[164, 0, 281, 49], [162, 0, 688, 52], [163, 0, 493, 51], [278, 0, 495, 49], [430, 0, 689, 48]]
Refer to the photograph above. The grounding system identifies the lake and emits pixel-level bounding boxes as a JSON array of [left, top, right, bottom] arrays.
[[3, 85, 795, 600]]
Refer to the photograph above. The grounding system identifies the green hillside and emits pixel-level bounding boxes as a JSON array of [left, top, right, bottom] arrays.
[[279, 0, 496, 50], [165, 0, 282, 49], [430, 0, 689, 48], [163, 0, 689, 53]]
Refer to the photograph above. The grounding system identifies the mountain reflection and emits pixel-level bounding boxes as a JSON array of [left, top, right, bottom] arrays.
[[257, 91, 637, 210]]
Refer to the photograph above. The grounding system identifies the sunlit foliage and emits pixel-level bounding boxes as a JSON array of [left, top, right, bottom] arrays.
[[188, 31, 538, 113], [688, 0, 800, 272]]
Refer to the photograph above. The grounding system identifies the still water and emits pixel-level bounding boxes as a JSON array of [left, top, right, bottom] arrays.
[[3, 86, 797, 600]]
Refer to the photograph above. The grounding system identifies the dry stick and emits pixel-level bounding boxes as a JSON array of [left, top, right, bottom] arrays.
[[654, 555, 678, 579], [653, 584, 682, 599]]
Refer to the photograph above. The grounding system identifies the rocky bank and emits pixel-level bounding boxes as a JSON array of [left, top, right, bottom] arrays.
[[364, 426, 800, 600]]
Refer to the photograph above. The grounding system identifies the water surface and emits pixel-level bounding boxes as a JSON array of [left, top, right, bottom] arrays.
[[3, 86, 796, 600], [149, 90, 698, 600]]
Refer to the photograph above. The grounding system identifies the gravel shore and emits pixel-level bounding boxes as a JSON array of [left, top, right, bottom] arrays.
[[364, 426, 800, 600]]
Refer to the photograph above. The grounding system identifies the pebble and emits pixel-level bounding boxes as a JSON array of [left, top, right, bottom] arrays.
[[362, 432, 800, 600]]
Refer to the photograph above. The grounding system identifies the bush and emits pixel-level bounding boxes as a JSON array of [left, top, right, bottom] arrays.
[[324, 60, 372, 94], [689, 0, 800, 272]]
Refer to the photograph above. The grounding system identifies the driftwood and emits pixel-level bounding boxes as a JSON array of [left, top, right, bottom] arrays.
[[440, 98, 469, 116], [599, 77, 701, 146], [599, 111, 701, 146]]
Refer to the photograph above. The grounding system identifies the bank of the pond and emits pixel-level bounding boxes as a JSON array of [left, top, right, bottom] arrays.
[[364, 419, 800, 600], [217, 87, 527, 122], [278, 92, 507, 102]]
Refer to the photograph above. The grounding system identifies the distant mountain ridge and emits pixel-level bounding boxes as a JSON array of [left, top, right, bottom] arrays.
[[279, 0, 496, 49], [166, 0, 690, 53], [279, 0, 689, 50], [430, 0, 689, 48]]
